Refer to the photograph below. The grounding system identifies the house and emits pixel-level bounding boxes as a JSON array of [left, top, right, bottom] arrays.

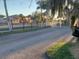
[[5, 15, 34, 24], [8, 15, 20, 24], [0, 18, 7, 25], [2, 15, 34, 25], [25, 16, 33, 24]]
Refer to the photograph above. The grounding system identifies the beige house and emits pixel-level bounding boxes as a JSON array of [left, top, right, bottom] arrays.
[[8, 15, 20, 24], [8, 15, 33, 24]]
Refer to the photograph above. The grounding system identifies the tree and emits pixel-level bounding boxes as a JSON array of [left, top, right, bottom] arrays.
[[0, 15, 5, 18], [37, 0, 48, 10], [36, 0, 75, 27], [19, 14, 26, 30], [36, 0, 79, 27], [3, 0, 12, 31], [32, 11, 42, 26], [72, 0, 79, 17], [36, 0, 73, 17]]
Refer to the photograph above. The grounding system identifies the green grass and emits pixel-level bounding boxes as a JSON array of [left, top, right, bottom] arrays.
[[46, 40, 74, 59], [0, 26, 39, 31], [0, 29, 28, 35], [0, 26, 50, 36]]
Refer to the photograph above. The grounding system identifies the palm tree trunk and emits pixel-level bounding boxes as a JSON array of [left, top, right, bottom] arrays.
[[3, 0, 12, 31]]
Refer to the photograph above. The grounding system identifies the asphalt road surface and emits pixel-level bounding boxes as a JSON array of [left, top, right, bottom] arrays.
[[0, 26, 71, 59]]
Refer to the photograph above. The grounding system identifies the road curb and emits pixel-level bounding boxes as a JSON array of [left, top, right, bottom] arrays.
[[45, 34, 72, 59], [46, 34, 72, 48]]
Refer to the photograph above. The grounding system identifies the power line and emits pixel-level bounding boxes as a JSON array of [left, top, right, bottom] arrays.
[[29, 0, 33, 8]]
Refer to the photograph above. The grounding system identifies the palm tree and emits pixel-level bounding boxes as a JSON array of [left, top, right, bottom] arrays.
[[3, 0, 12, 31]]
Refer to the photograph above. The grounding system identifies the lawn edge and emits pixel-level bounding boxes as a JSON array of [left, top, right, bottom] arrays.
[[45, 35, 74, 59]]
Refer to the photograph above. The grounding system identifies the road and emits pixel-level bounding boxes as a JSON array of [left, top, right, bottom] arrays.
[[0, 26, 71, 59]]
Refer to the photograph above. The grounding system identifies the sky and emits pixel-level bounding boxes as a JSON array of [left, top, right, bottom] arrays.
[[0, 0, 38, 16]]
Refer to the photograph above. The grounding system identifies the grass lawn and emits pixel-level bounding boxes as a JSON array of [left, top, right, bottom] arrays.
[[46, 39, 75, 59], [0, 26, 41, 31], [0, 26, 50, 36]]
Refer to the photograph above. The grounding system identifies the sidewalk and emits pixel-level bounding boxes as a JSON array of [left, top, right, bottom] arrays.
[[70, 39, 79, 59]]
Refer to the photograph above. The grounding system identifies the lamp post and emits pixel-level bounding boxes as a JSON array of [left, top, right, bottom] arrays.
[[3, 0, 12, 31]]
